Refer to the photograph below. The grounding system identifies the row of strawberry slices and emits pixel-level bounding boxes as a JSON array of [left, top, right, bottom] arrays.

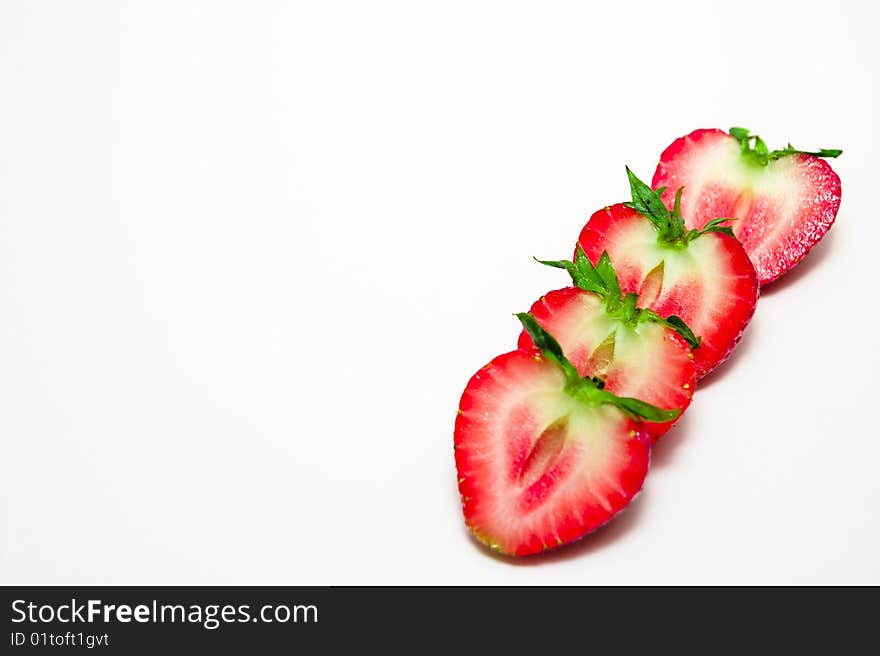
[[454, 128, 841, 556]]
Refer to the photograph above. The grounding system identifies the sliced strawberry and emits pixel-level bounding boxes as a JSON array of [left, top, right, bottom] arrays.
[[652, 127, 842, 285], [576, 169, 758, 379], [455, 314, 679, 556], [517, 251, 696, 442]]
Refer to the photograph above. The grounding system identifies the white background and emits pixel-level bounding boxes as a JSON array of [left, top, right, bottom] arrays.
[[2, 1, 878, 585]]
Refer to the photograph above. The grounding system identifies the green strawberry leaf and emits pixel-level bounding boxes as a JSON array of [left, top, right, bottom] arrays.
[[754, 135, 769, 157], [616, 292, 639, 325], [640, 309, 702, 349], [687, 216, 737, 241], [623, 166, 670, 232], [669, 187, 687, 236], [595, 251, 622, 304], [535, 247, 623, 307], [604, 394, 681, 422], [623, 167, 688, 243], [515, 312, 579, 381], [729, 126, 842, 166], [573, 245, 602, 287], [769, 145, 843, 160], [700, 217, 735, 231], [664, 315, 702, 349], [702, 225, 735, 238], [535, 246, 609, 297], [728, 126, 750, 141]]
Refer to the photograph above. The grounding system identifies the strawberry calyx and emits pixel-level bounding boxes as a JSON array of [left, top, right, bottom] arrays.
[[535, 247, 701, 349], [728, 126, 842, 167], [624, 167, 737, 246], [612, 290, 640, 326], [515, 312, 681, 423]]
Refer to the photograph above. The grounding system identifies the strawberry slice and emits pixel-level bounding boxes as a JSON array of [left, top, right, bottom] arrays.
[[455, 314, 679, 556], [652, 127, 842, 285], [517, 249, 697, 442], [576, 169, 758, 379]]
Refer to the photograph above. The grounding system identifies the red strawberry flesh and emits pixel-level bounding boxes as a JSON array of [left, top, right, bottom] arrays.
[[577, 203, 758, 379], [652, 128, 842, 285], [455, 348, 651, 556], [517, 287, 695, 441]]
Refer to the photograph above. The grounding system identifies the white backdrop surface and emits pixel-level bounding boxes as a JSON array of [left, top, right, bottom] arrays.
[[1, 1, 878, 584]]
